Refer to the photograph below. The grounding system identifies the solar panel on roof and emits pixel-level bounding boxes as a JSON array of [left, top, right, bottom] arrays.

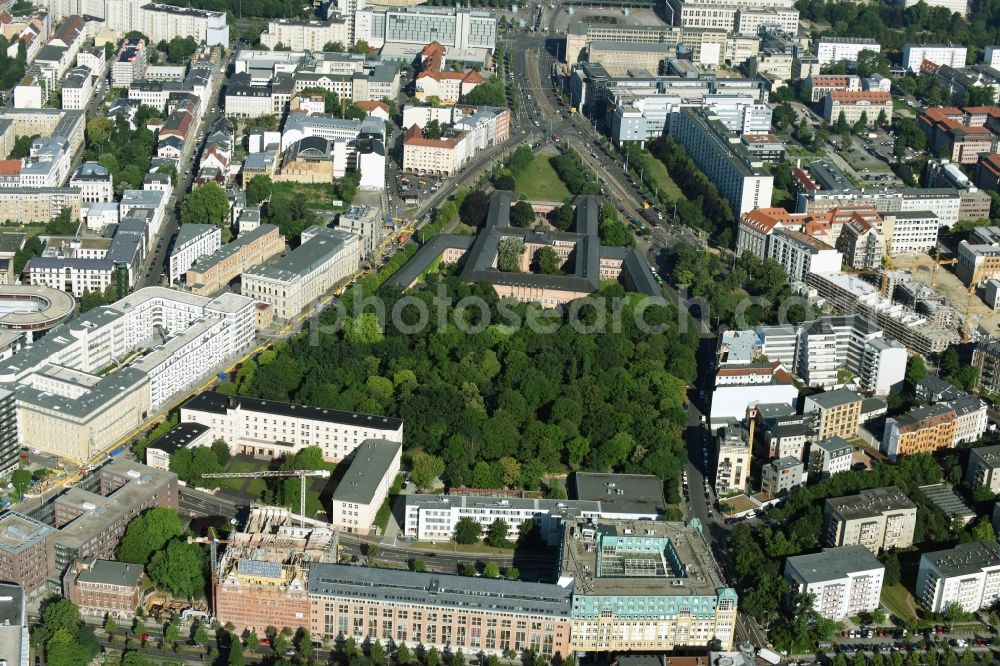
[[238, 559, 282, 579]]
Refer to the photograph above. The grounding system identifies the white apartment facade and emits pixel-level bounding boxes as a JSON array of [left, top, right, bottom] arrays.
[[169, 224, 221, 283], [824, 487, 918, 554], [69, 162, 113, 203], [329, 439, 402, 535], [260, 18, 349, 51], [241, 226, 361, 321], [917, 541, 1000, 613], [902, 44, 968, 71], [785, 546, 885, 620], [815, 38, 881, 66], [180, 391, 404, 463], [60, 65, 93, 110], [766, 228, 843, 283]]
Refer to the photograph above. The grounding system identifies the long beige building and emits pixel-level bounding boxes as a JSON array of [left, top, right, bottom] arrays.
[[185, 223, 286, 296], [241, 225, 360, 321], [824, 486, 917, 554]]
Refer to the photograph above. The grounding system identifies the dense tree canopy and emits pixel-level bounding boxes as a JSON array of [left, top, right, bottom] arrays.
[[463, 78, 506, 107], [115, 507, 184, 565], [181, 182, 230, 226], [239, 280, 696, 496]]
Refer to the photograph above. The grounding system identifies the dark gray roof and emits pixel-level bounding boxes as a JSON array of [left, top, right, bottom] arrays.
[[307, 563, 572, 617], [808, 387, 862, 409], [785, 545, 883, 583], [572, 472, 664, 516], [149, 422, 209, 455], [385, 234, 474, 289], [330, 439, 402, 505], [75, 559, 143, 587], [920, 540, 1000, 577]]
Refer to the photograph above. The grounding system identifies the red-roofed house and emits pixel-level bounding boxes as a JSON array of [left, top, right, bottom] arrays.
[[0, 159, 21, 187], [808, 74, 861, 102], [823, 90, 892, 127], [354, 100, 391, 122], [414, 41, 485, 104]]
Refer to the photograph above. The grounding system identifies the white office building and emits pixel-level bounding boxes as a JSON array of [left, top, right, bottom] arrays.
[[916, 541, 1000, 613], [180, 390, 404, 463], [784, 546, 885, 621]]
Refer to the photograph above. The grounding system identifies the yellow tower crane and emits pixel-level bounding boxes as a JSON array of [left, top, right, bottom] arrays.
[[931, 249, 958, 288]]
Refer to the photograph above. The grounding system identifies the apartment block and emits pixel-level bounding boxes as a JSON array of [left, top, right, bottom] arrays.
[[259, 17, 348, 51], [402, 106, 510, 176], [715, 425, 751, 496], [917, 540, 1000, 613], [804, 388, 863, 440], [823, 91, 892, 127], [824, 486, 917, 553], [0, 388, 17, 478], [63, 558, 143, 619], [180, 390, 403, 463], [0, 288, 255, 461], [185, 223, 285, 296], [809, 75, 861, 103], [973, 338, 1000, 394], [330, 439, 402, 535], [784, 546, 885, 620], [673, 107, 773, 215], [815, 37, 880, 66], [111, 38, 146, 88], [766, 228, 843, 282], [761, 456, 804, 497], [902, 44, 968, 71], [919, 107, 1000, 165], [60, 65, 92, 110], [957, 226, 1000, 285], [809, 435, 853, 480], [169, 223, 221, 283], [966, 445, 1000, 493], [241, 226, 360, 321], [882, 403, 958, 461]]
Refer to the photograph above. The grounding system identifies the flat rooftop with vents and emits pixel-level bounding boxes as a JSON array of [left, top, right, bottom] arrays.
[[572, 472, 665, 519]]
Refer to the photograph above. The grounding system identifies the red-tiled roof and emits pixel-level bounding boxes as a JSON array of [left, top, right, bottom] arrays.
[[830, 90, 891, 103]]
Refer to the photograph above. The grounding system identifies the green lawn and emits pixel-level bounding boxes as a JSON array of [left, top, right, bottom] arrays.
[[881, 584, 918, 623], [772, 187, 794, 209], [514, 155, 572, 202], [643, 155, 685, 201], [271, 180, 339, 210]]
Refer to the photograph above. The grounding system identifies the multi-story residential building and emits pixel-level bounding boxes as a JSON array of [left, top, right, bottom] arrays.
[[665, 0, 797, 34], [919, 106, 1000, 165], [0, 288, 255, 461], [169, 223, 221, 283], [761, 456, 804, 497], [329, 439, 402, 535], [560, 519, 737, 652], [259, 17, 348, 51], [957, 225, 1000, 285], [180, 390, 403, 462], [837, 213, 885, 269], [60, 65, 92, 110], [241, 226, 360, 321], [883, 403, 958, 461], [968, 445, 1000, 493], [63, 558, 143, 620], [355, 6, 497, 51], [917, 540, 1000, 613], [809, 435, 854, 480], [185, 223, 285, 295], [69, 162, 112, 203], [804, 388, 863, 441], [824, 487, 918, 554], [903, 44, 968, 71], [973, 338, 1000, 394], [715, 425, 751, 496], [766, 228, 843, 283], [947, 394, 988, 446], [0, 388, 17, 478], [809, 75, 861, 103], [795, 316, 906, 395], [111, 37, 146, 88], [815, 37, 880, 66], [401, 105, 509, 175], [784, 546, 885, 620], [413, 41, 484, 104], [823, 91, 892, 127], [137, 4, 228, 47], [672, 107, 773, 215], [336, 204, 383, 259], [0, 511, 56, 598]]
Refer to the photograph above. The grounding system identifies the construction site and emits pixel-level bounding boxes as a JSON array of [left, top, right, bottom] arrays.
[[211, 506, 342, 634]]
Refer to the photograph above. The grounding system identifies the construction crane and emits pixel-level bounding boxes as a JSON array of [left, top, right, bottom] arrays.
[[931, 249, 958, 288], [188, 527, 231, 618], [200, 469, 331, 525]]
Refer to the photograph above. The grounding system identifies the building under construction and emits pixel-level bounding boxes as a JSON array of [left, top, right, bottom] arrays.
[[214, 506, 340, 634]]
